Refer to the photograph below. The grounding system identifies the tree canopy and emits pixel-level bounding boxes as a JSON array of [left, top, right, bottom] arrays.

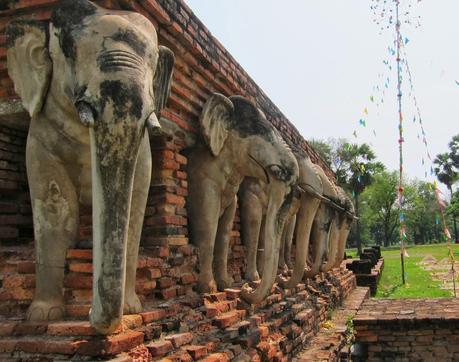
[[308, 137, 458, 249]]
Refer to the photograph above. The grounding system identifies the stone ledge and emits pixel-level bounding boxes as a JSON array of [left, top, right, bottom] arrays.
[[354, 298, 459, 326]]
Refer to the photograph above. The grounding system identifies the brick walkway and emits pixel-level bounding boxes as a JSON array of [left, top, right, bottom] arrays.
[[294, 286, 370, 362]]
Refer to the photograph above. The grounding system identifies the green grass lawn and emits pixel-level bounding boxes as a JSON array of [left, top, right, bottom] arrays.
[[348, 243, 459, 298]]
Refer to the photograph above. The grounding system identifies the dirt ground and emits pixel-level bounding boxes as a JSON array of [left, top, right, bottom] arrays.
[[418, 255, 459, 293]]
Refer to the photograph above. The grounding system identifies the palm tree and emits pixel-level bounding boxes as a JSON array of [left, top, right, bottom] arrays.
[[337, 143, 385, 254]]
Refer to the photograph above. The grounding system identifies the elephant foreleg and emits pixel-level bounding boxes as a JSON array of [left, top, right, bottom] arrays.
[[189, 181, 221, 293], [124, 135, 151, 314], [214, 196, 237, 290], [26, 136, 78, 321]]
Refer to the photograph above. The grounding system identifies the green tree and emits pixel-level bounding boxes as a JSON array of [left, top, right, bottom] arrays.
[[309, 138, 385, 253], [335, 143, 385, 253], [434, 152, 458, 242], [361, 174, 439, 247], [309, 139, 332, 165], [360, 171, 399, 247], [446, 190, 459, 243], [405, 181, 439, 245], [448, 134, 459, 169]]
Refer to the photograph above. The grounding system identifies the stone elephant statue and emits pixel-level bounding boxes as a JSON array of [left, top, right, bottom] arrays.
[[187, 93, 298, 304], [330, 187, 355, 269], [239, 150, 324, 289], [6, 0, 174, 334], [304, 165, 341, 278]]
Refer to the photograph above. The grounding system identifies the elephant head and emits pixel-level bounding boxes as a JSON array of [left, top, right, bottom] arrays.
[[188, 93, 298, 304], [7, 0, 174, 334]]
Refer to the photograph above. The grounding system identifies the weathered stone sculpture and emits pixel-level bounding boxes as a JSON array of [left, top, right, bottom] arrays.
[[6, 0, 174, 334], [304, 165, 341, 278], [240, 150, 324, 289], [332, 187, 355, 268], [188, 93, 298, 304]]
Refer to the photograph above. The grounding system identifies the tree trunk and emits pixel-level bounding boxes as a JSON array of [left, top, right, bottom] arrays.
[[449, 187, 458, 243]]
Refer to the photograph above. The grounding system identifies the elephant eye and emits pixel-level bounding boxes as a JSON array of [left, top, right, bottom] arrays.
[[268, 165, 289, 182]]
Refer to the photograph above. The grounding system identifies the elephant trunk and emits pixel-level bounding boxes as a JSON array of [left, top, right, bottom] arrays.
[[333, 219, 352, 268], [321, 214, 341, 272], [304, 205, 330, 278], [241, 181, 291, 304], [279, 194, 320, 288], [87, 110, 144, 334]]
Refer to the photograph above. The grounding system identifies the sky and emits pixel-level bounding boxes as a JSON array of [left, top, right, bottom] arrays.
[[184, 0, 458, 185]]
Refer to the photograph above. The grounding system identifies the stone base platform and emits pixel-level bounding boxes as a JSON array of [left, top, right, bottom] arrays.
[[0, 266, 357, 361], [293, 286, 370, 362], [354, 298, 459, 361], [346, 258, 384, 296]]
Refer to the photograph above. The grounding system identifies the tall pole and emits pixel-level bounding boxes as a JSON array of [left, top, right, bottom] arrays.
[[396, 0, 406, 285]]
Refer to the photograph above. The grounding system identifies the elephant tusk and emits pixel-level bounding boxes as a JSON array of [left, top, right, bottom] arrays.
[[146, 111, 162, 135], [76, 102, 95, 127], [298, 184, 358, 220]]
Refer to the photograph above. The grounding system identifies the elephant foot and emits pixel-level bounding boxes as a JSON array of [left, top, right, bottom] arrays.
[[124, 293, 143, 314], [245, 270, 260, 282], [216, 275, 234, 291], [27, 299, 65, 321], [197, 276, 218, 294]]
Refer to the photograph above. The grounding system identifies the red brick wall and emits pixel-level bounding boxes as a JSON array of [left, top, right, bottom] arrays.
[[0, 0, 335, 316], [354, 298, 459, 361]]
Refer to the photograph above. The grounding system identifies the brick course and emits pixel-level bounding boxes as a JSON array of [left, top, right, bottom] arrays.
[[354, 298, 459, 361], [0, 266, 358, 361]]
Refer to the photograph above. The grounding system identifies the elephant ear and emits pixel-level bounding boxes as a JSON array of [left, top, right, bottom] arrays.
[[153, 45, 175, 116], [200, 93, 234, 156], [6, 20, 52, 118]]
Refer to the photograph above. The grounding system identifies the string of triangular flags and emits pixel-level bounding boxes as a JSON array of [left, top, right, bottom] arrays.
[[402, 44, 455, 253], [371, 0, 422, 35]]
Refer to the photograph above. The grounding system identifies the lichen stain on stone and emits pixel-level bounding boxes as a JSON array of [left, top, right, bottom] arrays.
[[5, 19, 49, 48], [100, 80, 143, 120], [34, 181, 73, 243], [51, 0, 97, 60], [230, 96, 274, 139], [109, 28, 146, 58]]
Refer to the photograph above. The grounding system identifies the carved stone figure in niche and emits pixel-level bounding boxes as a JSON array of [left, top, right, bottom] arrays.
[[187, 93, 298, 304], [241, 153, 356, 288], [6, 0, 174, 334], [240, 150, 324, 289], [305, 166, 347, 278], [330, 186, 355, 269]]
